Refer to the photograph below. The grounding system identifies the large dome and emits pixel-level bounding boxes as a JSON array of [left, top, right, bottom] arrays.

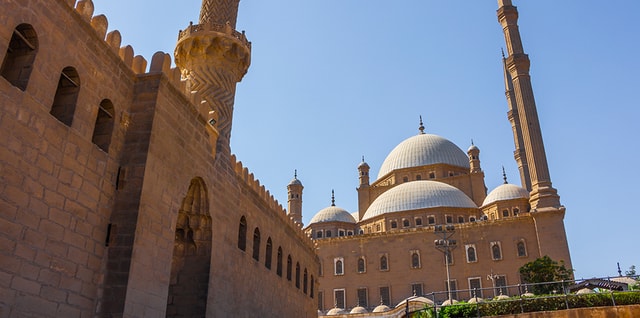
[[377, 134, 470, 179], [362, 180, 477, 221], [482, 183, 529, 206], [309, 206, 356, 225]]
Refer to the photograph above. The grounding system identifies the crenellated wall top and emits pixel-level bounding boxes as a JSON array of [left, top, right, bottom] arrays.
[[230, 154, 317, 251]]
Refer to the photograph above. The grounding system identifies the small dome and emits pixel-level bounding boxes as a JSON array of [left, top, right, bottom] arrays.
[[467, 144, 479, 153], [326, 307, 347, 316], [495, 294, 509, 300], [362, 181, 477, 221], [441, 299, 459, 306], [395, 296, 434, 308], [288, 177, 302, 186], [378, 134, 469, 179], [372, 304, 391, 313], [468, 297, 484, 304], [309, 206, 356, 225], [358, 160, 370, 169], [350, 306, 368, 314], [482, 183, 529, 206]]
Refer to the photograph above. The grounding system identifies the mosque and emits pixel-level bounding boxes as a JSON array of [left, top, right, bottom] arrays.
[[0, 0, 571, 317], [295, 0, 572, 315]]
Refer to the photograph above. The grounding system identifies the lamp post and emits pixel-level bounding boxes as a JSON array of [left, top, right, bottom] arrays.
[[434, 224, 457, 304]]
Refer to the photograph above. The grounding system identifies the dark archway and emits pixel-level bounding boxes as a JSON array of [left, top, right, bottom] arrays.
[[166, 178, 212, 317]]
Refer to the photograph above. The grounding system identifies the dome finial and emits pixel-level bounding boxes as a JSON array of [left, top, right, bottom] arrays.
[[362, 155, 365, 163], [471, 139, 475, 146], [331, 189, 335, 206], [294, 169, 297, 179], [502, 166, 508, 184], [418, 115, 425, 134]]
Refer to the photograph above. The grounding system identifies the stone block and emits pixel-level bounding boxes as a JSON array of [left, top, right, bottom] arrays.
[[11, 276, 41, 294]]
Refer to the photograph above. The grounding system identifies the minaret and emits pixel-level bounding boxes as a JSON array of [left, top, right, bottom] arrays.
[[467, 141, 481, 174], [357, 156, 370, 221], [175, 0, 251, 154], [287, 170, 304, 226], [502, 50, 532, 192], [497, 0, 560, 210]]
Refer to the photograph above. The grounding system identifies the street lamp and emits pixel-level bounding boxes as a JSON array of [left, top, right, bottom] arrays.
[[434, 224, 457, 304]]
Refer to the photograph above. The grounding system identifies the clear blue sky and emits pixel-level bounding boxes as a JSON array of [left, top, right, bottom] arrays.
[[93, 1, 640, 279]]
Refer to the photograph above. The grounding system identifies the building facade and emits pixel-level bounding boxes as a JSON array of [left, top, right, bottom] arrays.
[[304, 0, 572, 315], [0, 0, 318, 317]]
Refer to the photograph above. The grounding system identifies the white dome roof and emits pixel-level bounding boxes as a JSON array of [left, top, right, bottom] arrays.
[[309, 206, 356, 225], [372, 304, 391, 313], [482, 183, 529, 206], [326, 307, 347, 315], [378, 134, 469, 179], [362, 181, 477, 221], [288, 177, 302, 186], [350, 306, 368, 314]]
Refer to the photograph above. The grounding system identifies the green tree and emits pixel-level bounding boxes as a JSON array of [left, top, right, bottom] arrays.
[[625, 265, 636, 276], [519, 256, 573, 295]]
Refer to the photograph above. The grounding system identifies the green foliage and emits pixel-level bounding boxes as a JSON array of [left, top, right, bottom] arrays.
[[438, 302, 477, 318], [625, 265, 636, 276], [412, 306, 435, 318], [519, 255, 573, 295], [426, 292, 640, 317]]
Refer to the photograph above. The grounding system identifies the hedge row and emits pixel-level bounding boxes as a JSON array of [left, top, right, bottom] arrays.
[[431, 291, 640, 318]]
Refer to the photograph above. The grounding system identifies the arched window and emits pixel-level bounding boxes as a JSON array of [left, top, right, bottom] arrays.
[[303, 269, 308, 294], [492, 242, 502, 260], [276, 247, 283, 277], [237, 216, 247, 251], [428, 216, 436, 225], [252, 227, 261, 261], [265, 237, 273, 269], [403, 219, 410, 227], [316, 230, 323, 238], [411, 252, 420, 268], [334, 259, 343, 275], [1, 24, 38, 91], [326, 230, 332, 238], [517, 241, 527, 257], [357, 257, 366, 273], [310, 275, 314, 298], [380, 255, 388, 271], [50, 66, 80, 126], [92, 99, 115, 152], [295, 262, 301, 289], [466, 245, 477, 263], [513, 208, 520, 216], [286, 255, 292, 281], [390, 221, 397, 229]]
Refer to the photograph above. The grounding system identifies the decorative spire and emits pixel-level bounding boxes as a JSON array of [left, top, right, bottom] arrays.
[[418, 115, 425, 134], [502, 166, 508, 184], [362, 155, 365, 163], [471, 139, 475, 146], [331, 190, 335, 206], [294, 169, 297, 179]]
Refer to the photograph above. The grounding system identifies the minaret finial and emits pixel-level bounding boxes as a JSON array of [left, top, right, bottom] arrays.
[[419, 115, 425, 134], [502, 166, 508, 184], [362, 155, 365, 163], [501, 47, 506, 59], [294, 169, 297, 179], [331, 190, 335, 206], [471, 139, 475, 146]]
